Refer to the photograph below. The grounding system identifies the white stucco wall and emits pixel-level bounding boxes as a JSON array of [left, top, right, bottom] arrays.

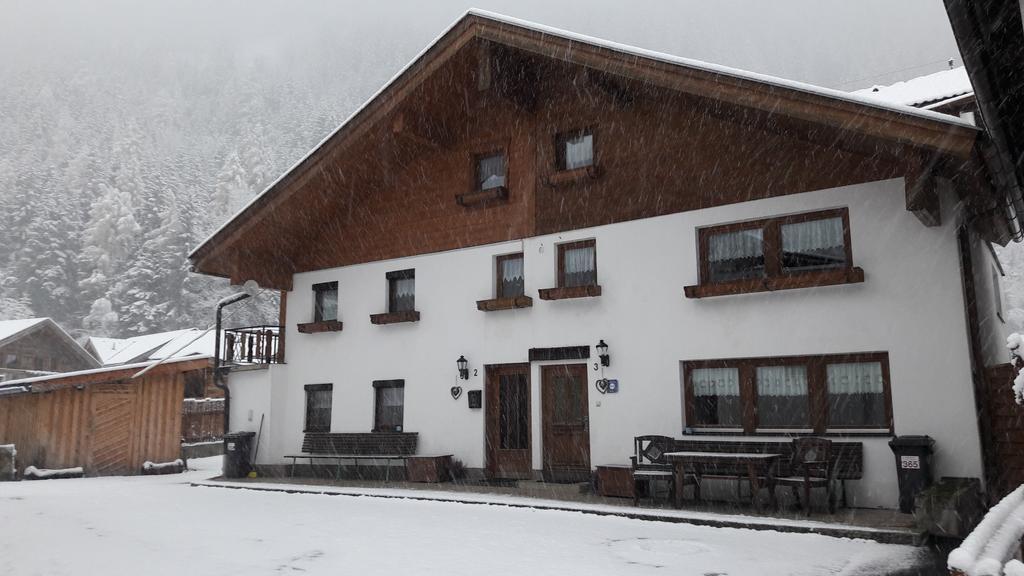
[[234, 177, 986, 509]]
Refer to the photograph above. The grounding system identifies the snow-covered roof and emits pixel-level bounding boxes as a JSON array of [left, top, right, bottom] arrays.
[[0, 355, 212, 391], [0, 318, 49, 344], [189, 9, 977, 263], [88, 329, 214, 366], [852, 66, 974, 107], [0, 318, 99, 368]]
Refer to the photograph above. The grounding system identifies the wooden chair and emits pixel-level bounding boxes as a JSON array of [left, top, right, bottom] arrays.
[[631, 435, 696, 505], [774, 437, 835, 515]]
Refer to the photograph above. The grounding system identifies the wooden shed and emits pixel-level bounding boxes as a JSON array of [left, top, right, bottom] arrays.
[[0, 356, 212, 476]]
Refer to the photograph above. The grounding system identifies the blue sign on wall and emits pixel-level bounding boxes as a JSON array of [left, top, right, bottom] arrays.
[[606, 379, 619, 393]]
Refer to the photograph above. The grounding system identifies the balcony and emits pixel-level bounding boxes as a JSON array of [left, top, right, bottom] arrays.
[[222, 325, 284, 365]]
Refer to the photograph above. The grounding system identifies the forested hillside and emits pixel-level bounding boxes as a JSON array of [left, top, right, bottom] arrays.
[[0, 9, 416, 337]]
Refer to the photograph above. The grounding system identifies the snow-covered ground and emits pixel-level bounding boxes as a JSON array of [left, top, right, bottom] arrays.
[[0, 457, 924, 575]]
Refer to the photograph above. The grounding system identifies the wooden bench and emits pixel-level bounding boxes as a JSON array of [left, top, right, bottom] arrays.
[[671, 438, 864, 506], [286, 432, 418, 481]]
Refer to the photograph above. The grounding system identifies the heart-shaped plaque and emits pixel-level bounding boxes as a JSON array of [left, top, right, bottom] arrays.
[[450, 386, 463, 400]]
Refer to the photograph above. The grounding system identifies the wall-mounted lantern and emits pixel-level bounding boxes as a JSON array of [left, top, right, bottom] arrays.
[[457, 355, 469, 380], [596, 339, 610, 367]]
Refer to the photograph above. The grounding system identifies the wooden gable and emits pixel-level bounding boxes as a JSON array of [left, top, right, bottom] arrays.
[[190, 12, 990, 290]]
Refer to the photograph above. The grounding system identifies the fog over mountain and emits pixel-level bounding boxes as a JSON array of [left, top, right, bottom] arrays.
[[6, 0, 1020, 337]]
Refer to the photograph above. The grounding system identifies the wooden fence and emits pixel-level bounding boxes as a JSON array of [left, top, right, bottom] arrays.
[[181, 398, 224, 444]]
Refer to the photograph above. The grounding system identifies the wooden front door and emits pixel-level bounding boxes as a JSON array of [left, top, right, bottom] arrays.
[[485, 363, 532, 479], [542, 363, 591, 482]]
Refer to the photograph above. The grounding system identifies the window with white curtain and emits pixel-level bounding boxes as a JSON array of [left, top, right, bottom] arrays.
[[477, 152, 506, 190], [690, 367, 742, 427], [827, 362, 886, 428], [698, 208, 853, 288], [559, 240, 597, 287], [497, 253, 525, 298], [707, 228, 765, 282], [304, 384, 333, 432], [756, 365, 809, 428], [387, 269, 415, 313], [684, 352, 891, 434], [557, 129, 594, 171], [781, 216, 847, 272]]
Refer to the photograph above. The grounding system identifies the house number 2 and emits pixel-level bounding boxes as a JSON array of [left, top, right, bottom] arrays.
[[473, 369, 478, 377]]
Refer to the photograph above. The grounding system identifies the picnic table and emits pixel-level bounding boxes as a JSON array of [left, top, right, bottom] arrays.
[[664, 451, 782, 510]]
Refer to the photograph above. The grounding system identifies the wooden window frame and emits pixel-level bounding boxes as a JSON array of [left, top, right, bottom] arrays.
[[386, 269, 415, 314], [303, 383, 333, 433], [557, 239, 598, 288], [682, 352, 893, 436], [312, 281, 339, 323], [372, 379, 405, 433], [686, 207, 864, 298], [495, 252, 525, 299], [555, 127, 595, 172]]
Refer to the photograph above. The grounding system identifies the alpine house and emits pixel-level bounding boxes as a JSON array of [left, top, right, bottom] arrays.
[[188, 10, 1013, 509]]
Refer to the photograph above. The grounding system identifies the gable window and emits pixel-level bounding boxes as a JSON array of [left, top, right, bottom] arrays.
[[313, 281, 338, 322], [556, 128, 594, 171], [373, 380, 405, 432], [4, 354, 16, 368], [683, 352, 892, 434], [687, 207, 862, 298], [304, 384, 333, 433], [496, 253, 525, 298], [476, 152, 506, 191], [387, 269, 415, 313], [558, 240, 597, 288]]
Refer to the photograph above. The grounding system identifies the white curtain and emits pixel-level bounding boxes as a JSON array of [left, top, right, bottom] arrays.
[[501, 257, 524, 295], [380, 387, 403, 407], [564, 245, 596, 286], [708, 229, 763, 262], [393, 277, 414, 311], [317, 287, 338, 321], [756, 365, 808, 397], [781, 216, 844, 256], [479, 154, 506, 190], [692, 367, 740, 397], [827, 362, 883, 394], [564, 133, 593, 170]]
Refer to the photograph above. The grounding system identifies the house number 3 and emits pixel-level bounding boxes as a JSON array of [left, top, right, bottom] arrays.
[[593, 363, 599, 371]]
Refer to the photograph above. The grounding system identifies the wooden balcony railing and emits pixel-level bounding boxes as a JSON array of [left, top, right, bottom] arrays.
[[223, 325, 283, 365]]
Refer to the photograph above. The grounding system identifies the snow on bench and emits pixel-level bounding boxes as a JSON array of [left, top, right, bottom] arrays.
[[949, 485, 1024, 575], [23, 465, 84, 480]]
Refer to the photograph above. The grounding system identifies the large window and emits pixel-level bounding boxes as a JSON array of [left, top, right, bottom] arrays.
[[557, 240, 597, 288], [313, 281, 338, 323], [373, 380, 405, 432], [684, 352, 891, 434], [304, 384, 333, 433], [387, 269, 415, 313], [496, 253, 525, 298], [476, 151, 506, 191], [556, 128, 594, 171], [694, 208, 856, 294]]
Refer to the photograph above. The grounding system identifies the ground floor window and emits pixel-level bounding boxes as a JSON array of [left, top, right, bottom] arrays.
[[683, 352, 892, 434], [304, 384, 333, 433], [373, 380, 405, 432]]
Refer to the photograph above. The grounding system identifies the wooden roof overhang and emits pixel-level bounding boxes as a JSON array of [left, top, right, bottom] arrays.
[[189, 11, 988, 290], [945, 0, 1024, 244], [0, 357, 212, 397]]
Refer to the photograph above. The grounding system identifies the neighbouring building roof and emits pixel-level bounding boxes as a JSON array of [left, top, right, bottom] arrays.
[[85, 329, 215, 366], [0, 318, 100, 369], [0, 355, 213, 395], [852, 66, 974, 108]]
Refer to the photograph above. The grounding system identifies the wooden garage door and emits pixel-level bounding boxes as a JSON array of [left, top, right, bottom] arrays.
[[89, 384, 135, 475]]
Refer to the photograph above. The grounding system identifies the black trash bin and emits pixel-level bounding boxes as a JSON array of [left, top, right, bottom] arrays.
[[223, 431, 256, 478], [888, 435, 935, 513]]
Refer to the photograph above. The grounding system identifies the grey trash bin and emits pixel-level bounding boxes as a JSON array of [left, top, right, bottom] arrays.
[[223, 432, 256, 478], [888, 435, 935, 513]]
